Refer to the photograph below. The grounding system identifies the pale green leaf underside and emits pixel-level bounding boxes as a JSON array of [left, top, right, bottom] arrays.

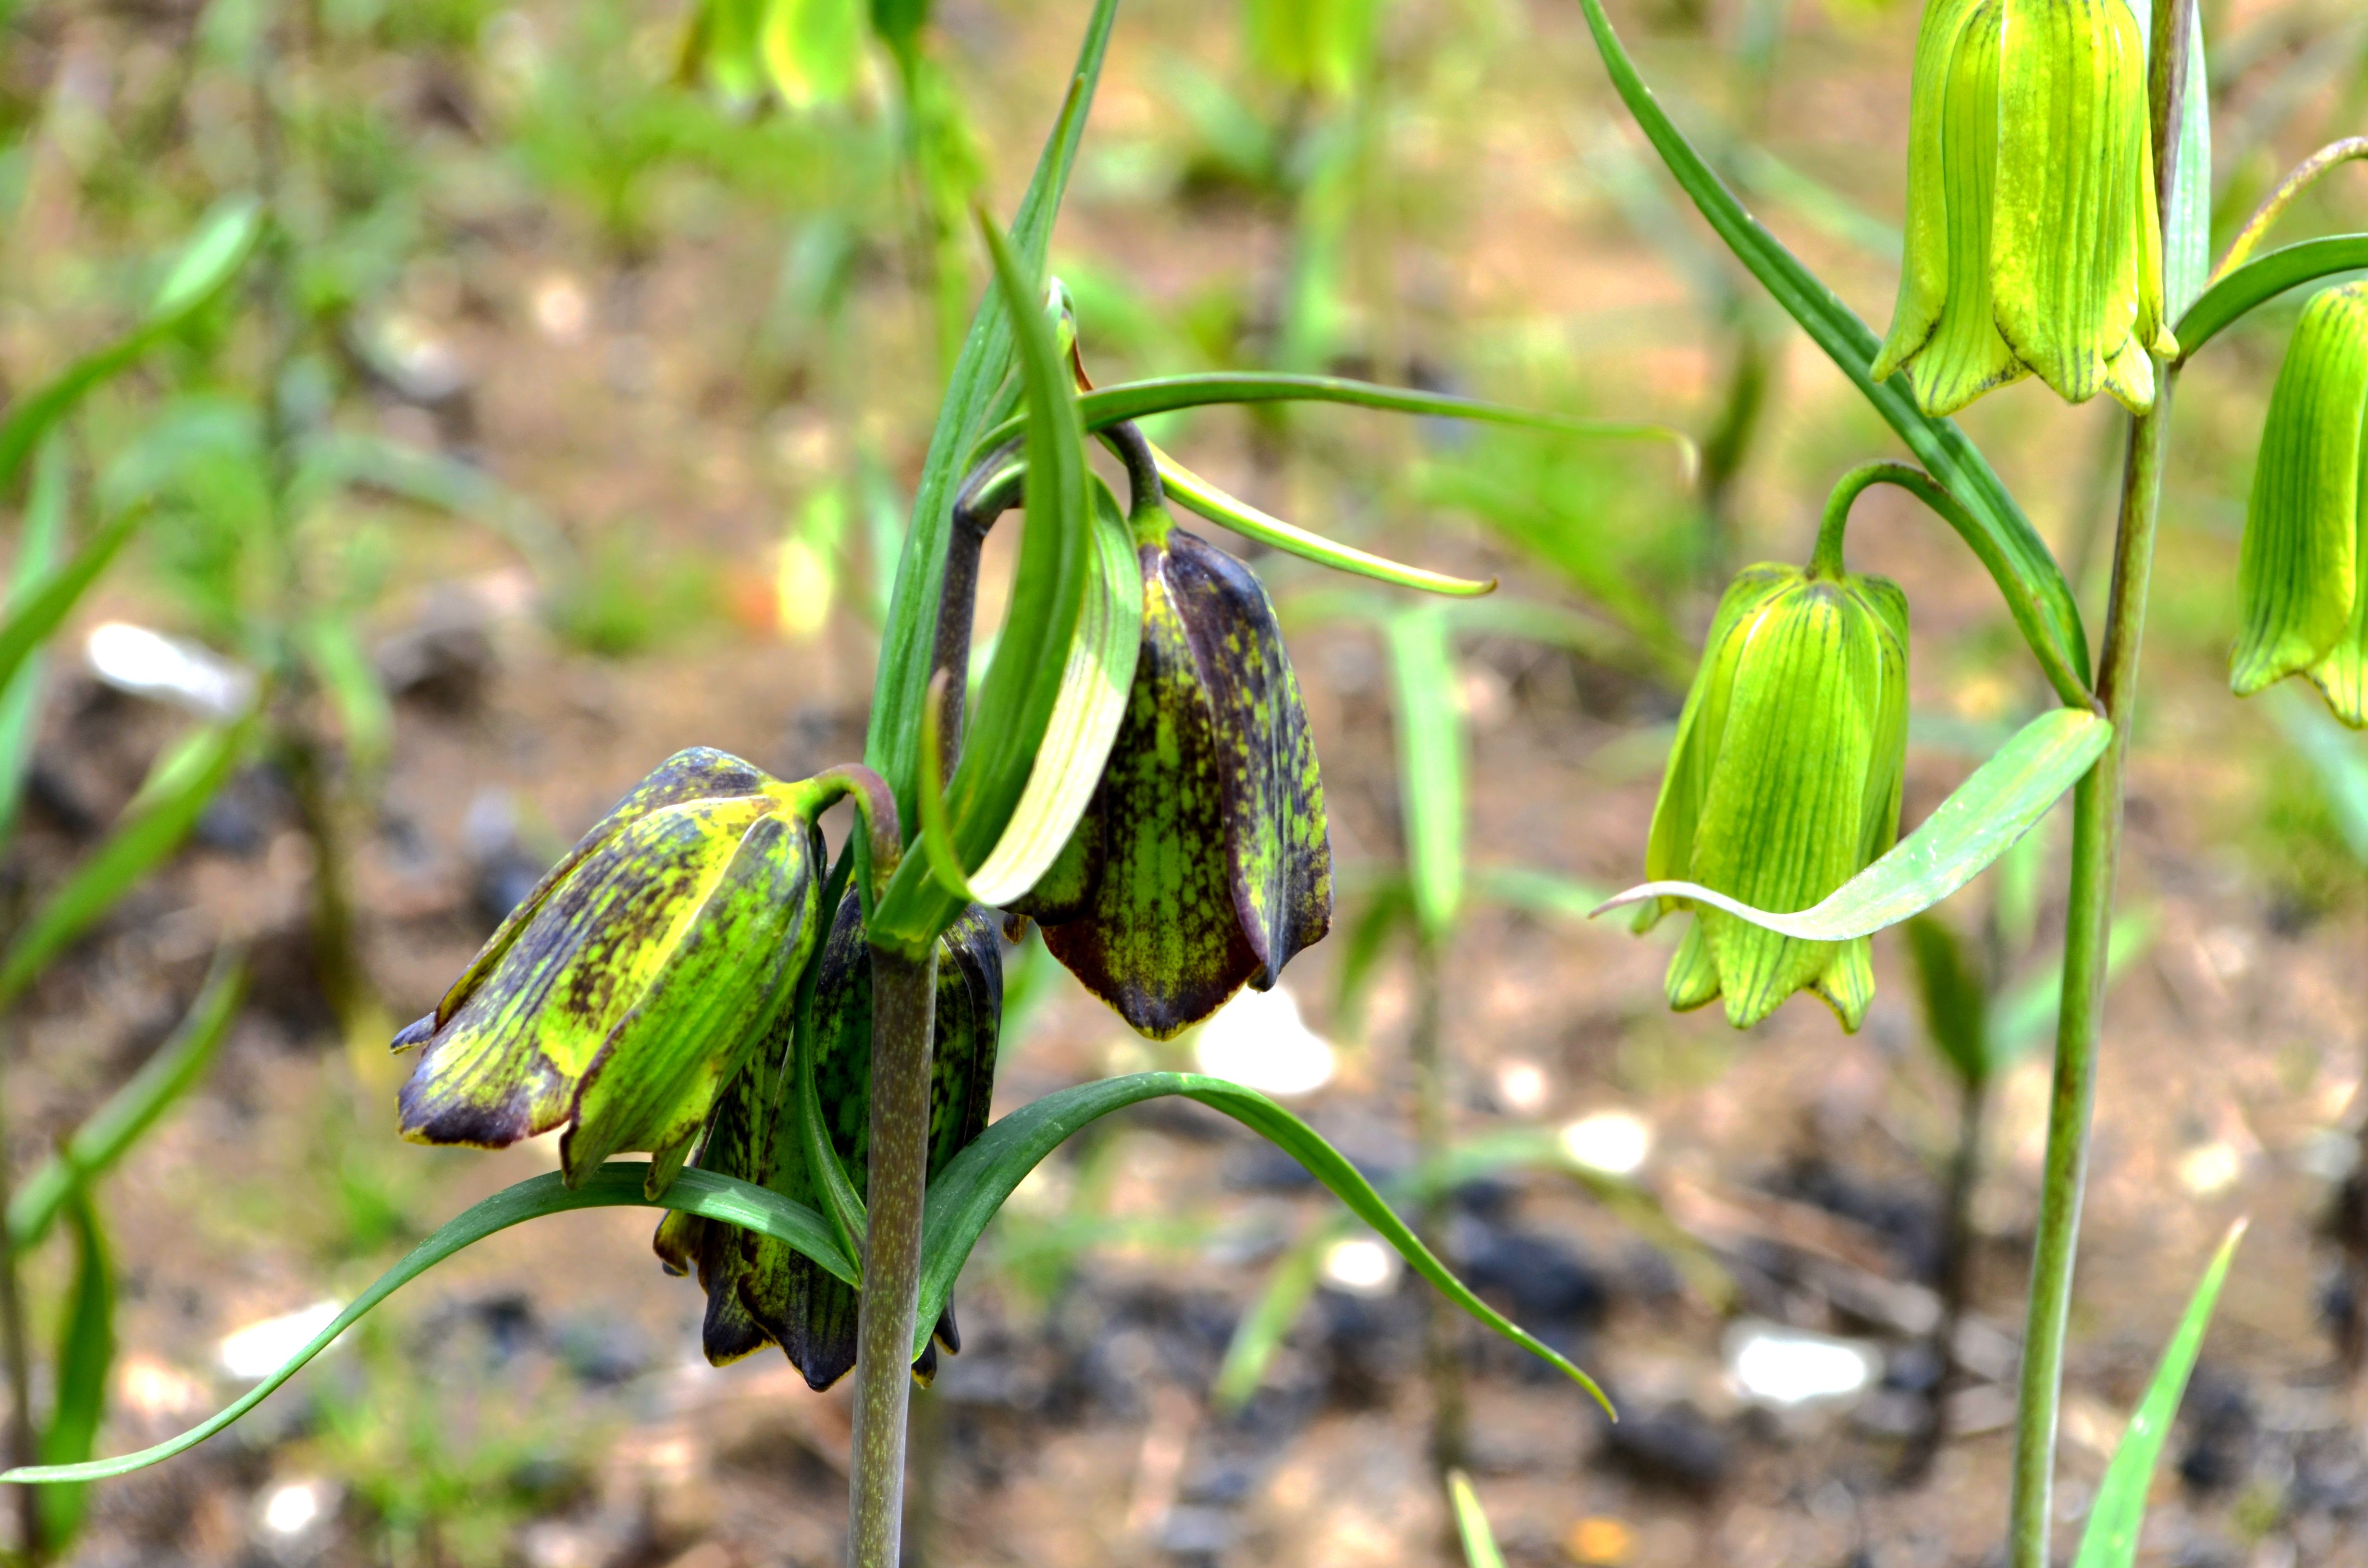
[[2071, 1220, 2247, 1568], [2177, 235, 2368, 361], [1595, 708, 2111, 941]]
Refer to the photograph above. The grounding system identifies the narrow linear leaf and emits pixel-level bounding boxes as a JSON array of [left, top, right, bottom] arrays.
[[0, 718, 253, 1007], [1571, 0, 2090, 685], [0, 508, 143, 707], [1212, 1226, 1329, 1410], [1593, 708, 2113, 942], [2176, 236, 2368, 361], [1386, 607, 1466, 941], [0, 197, 261, 490], [971, 373, 1696, 479], [9, 951, 246, 1252], [35, 1190, 114, 1547], [1448, 1470, 1509, 1568], [864, 0, 1121, 827], [871, 213, 1094, 952], [1471, 865, 1612, 922], [0, 1164, 853, 1485], [2071, 1220, 2248, 1568], [1157, 449, 1496, 597], [0, 435, 71, 849], [914, 1071, 1614, 1414]]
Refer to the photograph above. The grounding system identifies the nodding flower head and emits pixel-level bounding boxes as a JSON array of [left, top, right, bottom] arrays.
[[1011, 519, 1332, 1041], [654, 894, 1003, 1390], [2232, 283, 2368, 724], [393, 748, 826, 1198], [1637, 562, 1910, 1031], [1871, 0, 2175, 417]]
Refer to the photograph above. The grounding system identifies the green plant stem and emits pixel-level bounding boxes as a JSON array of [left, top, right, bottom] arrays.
[[846, 944, 939, 1568], [2006, 382, 2174, 1566], [0, 1031, 35, 1564], [2006, 0, 2190, 1552], [1410, 939, 1466, 1481]]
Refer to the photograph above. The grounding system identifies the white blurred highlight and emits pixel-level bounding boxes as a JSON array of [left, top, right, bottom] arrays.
[[1559, 1110, 1653, 1177], [1193, 987, 1335, 1098]]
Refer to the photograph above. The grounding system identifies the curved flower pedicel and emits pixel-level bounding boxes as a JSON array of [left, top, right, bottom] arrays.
[[392, 748, 829, 1197], [1872, 0, 2174, 416]]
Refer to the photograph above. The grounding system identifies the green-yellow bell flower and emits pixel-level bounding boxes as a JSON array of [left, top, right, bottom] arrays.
[[1637, 560, 1910, 1031], [393, 748, 826, 1197], [1871, 0, 2176, 417], [2232, 282, 2368, 723]]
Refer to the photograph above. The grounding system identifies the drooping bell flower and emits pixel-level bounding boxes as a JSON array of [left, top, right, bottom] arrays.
[[393, 748, 826, 1198], [1870, 0, 2175, 417], [1635, 561, 1910, 1031], [654, 894, 1002, 1388], [1012, 512, 1332, 1040], [2232, 282, 2368, 723]]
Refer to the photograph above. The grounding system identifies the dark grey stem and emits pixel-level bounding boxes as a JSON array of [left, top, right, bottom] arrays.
[[1098, 420, 1163, 516], [928, 442, 1024, 781], [846, 943, 939, 1568]]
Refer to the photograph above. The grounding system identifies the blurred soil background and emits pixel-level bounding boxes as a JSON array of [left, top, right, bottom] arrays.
[[7, 0, 2368, 1564]]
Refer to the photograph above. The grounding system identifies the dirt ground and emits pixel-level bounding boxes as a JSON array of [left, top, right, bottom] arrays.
[[12, 0, 2368, 1564]]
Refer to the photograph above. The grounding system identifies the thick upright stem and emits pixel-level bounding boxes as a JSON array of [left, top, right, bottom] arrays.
[[1410, 940, 1466, 1481], [846, 944, 938, 1568], [2004, 384, 2173, 1566]]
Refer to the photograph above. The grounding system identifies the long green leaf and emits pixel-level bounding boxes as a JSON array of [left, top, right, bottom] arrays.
[[863, 0, 1121, 830], [0, 508, 142, 709], [1211, 1225, 1329, 1410], [9, 951, 246, 1252], [0, 717, 253, 1007], [870, 213, 1095, 953], [1448, 1470, 1509, 1568], [0, 435, 70, 849], [911, 1071, 1612, 1413], [2176, 236, 2368, 361], [1156, 448, 1496, 597], [2268, 683, 2368, 861], [1571, 0, 2090, 685], [1386, 606, 1466, 941], [0, 1163, 854, 1485], [1593, 708, 2112, 942], [34, 1190, 114, 1546], [969, 373, 1696, 476], [0, 197, 261, 491], [2071, 1220, 2247, 1568]]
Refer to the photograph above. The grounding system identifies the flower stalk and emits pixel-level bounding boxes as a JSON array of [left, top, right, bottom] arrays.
[[2005, 1, 2191, 1557]]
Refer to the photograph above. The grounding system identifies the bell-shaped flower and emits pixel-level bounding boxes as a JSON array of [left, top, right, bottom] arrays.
[[654, 895, 1002, 1389], [1871, 0, 2175, 417], [2232, 283, 2368, 723], [1636, 563, 1910, 1031], [393, 748, 826, 1198], [1012, 521, 1332, 1040]]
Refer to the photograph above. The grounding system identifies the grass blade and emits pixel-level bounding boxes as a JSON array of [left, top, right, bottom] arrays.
[[1386, 606, 1466, 941], [0, 717, 253, 1007], [1447, 1470, 1508, 1568], [1571, 0, 2089, 685], [863, 0, 1121, 828], [0, 508, 142, 709], [1211, 1227, 1329, 1410], [9, 950, 246, 1252], [2071, 1220, 2248, 1568], [1593, 708, 2112, 942], [0, 1163, 853, 1485], [34, 1190, 114, 1547], [914, 1071, 1613, 1413], [0, 436, 70, 849], [1156, 448, 1496, 596]]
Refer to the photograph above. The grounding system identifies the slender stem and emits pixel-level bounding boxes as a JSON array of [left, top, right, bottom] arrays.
[[927, 444, 1024, 767], [0, 1028, 37, 1564], [1409, 938, 1466, 1482], [845, 944, 938, 1568], [2005, 10, 2189, 1556], [2213, 136, 2368, 282]]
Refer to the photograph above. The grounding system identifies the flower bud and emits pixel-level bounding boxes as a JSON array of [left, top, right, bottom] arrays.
[[1637, 563, 1909, 1031], [654, 894, 1002, 1388], [1012, 525, 1332, 1040], [393, 748, 826, 1198], [1871, 0, 2175, 417], [2232, 283, 2368, 723]]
